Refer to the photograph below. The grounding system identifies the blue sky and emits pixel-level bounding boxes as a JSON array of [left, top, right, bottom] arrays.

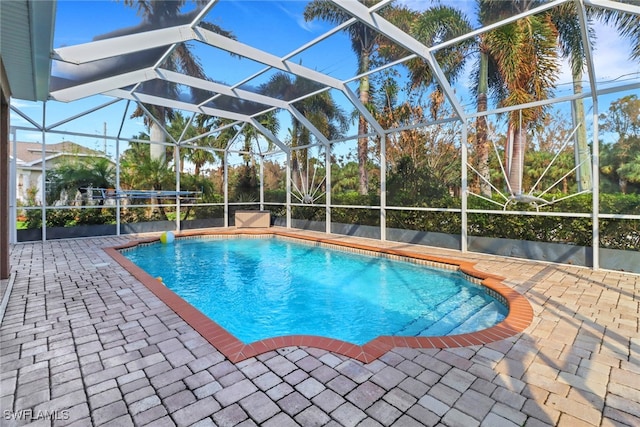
[[14, 1, 356, 153], [10, 0, 640, 158]]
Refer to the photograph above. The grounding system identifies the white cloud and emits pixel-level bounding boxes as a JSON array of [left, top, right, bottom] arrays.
[[275, 3, 319, 33], [10, 99, 41, 109], [553, 21, 640, 97], [13, 131, 43, 143], [590, 21, 640, 84]]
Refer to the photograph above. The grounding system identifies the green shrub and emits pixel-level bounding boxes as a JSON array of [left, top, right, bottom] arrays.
[[46, 209, 76, 227], [264, 190, 286, 203], [25, 208, 42, 229], [18, 191, 640, 251], [266, 205, 287, 219], [331, 207, 380, 226], [292, 206, 325, 222], [332, 191, 380, 207], [76, 208, 116, 225], [191, 205, 224, 220], [120, 207, 149, 224], [600, 219, 640, 250], [387, 210, 460, 234], [468, 213, 592, 246]]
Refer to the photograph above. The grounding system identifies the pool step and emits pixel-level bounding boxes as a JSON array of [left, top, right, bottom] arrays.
[[395, 292, 477, 336], [450, 300, 506, 335], [418, 295, 488, 337]]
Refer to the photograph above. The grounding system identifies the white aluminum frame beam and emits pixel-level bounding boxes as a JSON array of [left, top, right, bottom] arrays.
[[45, 98, 122, 130], [331, 0, 467, 121], [50, 68, 157, 102], [51, 21, 385, 141], [54, 25, 348, 93], [52, 26, 196, 64], [195, 27, 346, 91], [105, 88, 253, 123], [585, 0, 640, 15], [249, 118, 289, 153], [287, 105, 331, 148], [155, 69, 290, 110]]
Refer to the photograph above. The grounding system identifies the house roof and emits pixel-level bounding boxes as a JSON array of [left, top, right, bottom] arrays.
[[10, 141, 109, 167], [0, 0, 55, 101]]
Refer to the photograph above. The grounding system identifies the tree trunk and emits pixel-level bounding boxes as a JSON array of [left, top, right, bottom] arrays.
[[149, 122, 166, 215], [291, 128, 301, 194], [476, 51, 491, 197], [572, 78, 592, 191], [620, 178, 628, 194], [357, 118, 368, 195], [507, 123, 526, 195], [358, 71, 370, 196], [150, 122, 166, 162]]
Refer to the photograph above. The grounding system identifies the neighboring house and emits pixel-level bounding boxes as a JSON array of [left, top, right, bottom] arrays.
[[9, 141, 113, 204]]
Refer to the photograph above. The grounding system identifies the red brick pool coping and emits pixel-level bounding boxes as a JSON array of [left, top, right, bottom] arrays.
[[105, 229, 534, 363]]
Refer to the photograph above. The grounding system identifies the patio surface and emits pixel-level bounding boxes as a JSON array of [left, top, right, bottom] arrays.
[[1, 228, 638, 426]]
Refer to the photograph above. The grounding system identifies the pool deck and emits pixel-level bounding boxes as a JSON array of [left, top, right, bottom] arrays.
[[1, 228, 638, 426]]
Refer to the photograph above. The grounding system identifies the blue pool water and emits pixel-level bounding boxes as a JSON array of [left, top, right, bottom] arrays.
[[124, 237, 508, 345]]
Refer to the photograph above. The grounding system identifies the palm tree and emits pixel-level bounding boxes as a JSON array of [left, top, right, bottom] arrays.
[[47, 157, 115, 205], [599, 94, 640, 192], [472, 0, 523, 198], [260, 72, 348, 200], [120, 141, 174, 218], [477, 0, 560, 196], [90, 157, 117, 189], [166, 112, 194, 172], [592, 3, 640, 190], [304, 0, 391, 195], [238, 110, 280, 167], [165, 111, 219, 176], [594, 2, 640, 61], [229, 111, 281, 201], [121, 0, 234, 161], [188, 142, 216, 177], [118, 136, 149, 167], [193, 115, 241, 191], [552, 2, 595, 192], [397, 5, 474, 112]]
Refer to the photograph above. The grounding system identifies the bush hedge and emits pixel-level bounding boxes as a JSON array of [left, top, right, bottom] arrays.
[[22, 192, 640, 250]]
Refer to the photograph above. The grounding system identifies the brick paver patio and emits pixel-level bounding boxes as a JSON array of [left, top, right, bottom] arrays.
[[1, 229, 638, 426]]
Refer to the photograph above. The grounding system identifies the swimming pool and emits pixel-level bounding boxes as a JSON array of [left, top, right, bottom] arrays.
[[109, 231, 533, 361], [122, 235, 508, 345]]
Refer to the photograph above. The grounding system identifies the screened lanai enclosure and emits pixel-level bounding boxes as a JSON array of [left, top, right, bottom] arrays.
[[2, 0, 640, 275]]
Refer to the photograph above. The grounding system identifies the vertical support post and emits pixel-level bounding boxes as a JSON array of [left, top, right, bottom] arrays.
[[591, 102, 600, 270], [175, 144, 181, 232], [40, 102, 47, 242], [0, 81, 9, 279], [9, 131, 17, 244], [115, 100, 130, 237], [325, 145, 331, 234], [115, 138, 121, 236], [575, 0, 599, 270], [461, 120, 468, 253], [259, 155, 264, 211], [224, 150, 229, 227], [380, 133, 386, 242], [286, 151, 292, 229]]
